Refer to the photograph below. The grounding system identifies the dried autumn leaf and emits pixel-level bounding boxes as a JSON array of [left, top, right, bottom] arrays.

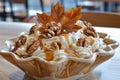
[[60, 7, 82, 25], [51, 2, 64, 23], [37, 13, 50, 25], [60, 7, 82, 33], [37, 2, 82, 36]]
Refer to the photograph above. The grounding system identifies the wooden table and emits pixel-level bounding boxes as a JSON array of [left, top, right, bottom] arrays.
[[0, 22, 120, 80]]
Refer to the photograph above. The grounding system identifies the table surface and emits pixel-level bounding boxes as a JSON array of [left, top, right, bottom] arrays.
[[0, 22, 120, 80]]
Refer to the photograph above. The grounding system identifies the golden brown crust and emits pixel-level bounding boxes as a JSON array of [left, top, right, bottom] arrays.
[[98, 32, 107, 38], [103, 38, 116, 45]]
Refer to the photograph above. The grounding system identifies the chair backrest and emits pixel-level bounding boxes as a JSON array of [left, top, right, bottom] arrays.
[[10, 0, 26, 3], [81, 11, 120, 28], [0, 0, 6, 21], [9, 0, 28, 9], [9, 0, 28, 21]]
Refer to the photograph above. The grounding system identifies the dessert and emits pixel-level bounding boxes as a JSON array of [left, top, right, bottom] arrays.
[[0, 2, 119, 80], [10, 3, 99, 60]]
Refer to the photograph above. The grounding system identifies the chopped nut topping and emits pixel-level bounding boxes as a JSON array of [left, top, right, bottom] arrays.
[[40, 22, 61, 38], [29, 25, 38, 35], [11, 35, 27, 52], [51, 42, 62, 50], [83, 21, 97, 37], [84, 21, 92, 27], [26, 40, 40, 54], [43, 42, 51, 51], [83, 26, 97, 37], [17, 35, 27, 46], [43, 41, 62, 51], [76, 38, 89, 47]]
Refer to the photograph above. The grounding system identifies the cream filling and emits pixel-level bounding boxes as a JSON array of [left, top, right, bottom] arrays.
[[16, 20, 99, 61], [72, 44, 93, 58]]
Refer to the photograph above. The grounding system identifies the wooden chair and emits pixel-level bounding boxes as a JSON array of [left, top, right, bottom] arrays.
[[9, 0, 28, 22], [39, 0, 44, 12], [76, 0, 101, 10], [24, 11, 120, 28], [81, 11, 120, 28], [0, 0, 6, 21]]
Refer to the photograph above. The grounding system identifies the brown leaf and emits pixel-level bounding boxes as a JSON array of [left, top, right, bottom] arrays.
[[37, 13, 50, 25], [60, 7, 82, 25], [51, 2, 64, 23], [60, 7, 82, 33], [37, 3, 82, 36]]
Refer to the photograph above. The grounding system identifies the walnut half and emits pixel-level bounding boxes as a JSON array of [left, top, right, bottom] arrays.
[[40, 22, 61, 38], [11, 35, 27, 52], [83, 21, 97, 37], [83, 27, 97, 37], [51, 42, 62, 50], [26, 40, 40, 55], [43, 41, 62, 51], [76, 38, 90, 47]]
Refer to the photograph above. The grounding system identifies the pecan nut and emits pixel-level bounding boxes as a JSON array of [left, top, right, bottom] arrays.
[[83, 27, 97, 37], [76, 38, 89, 47], [43, 42, 51, 51], [26, 40, 40, 54], [84, 21, 92, 27], [83, 21, 97, 37], [43, 41, 62, 51], [51, 42, 62, 50], [17, 35, 27, 46], [11, 35, 27, 52], [40, 22, 61, 38], [29, 25, 38, 35]]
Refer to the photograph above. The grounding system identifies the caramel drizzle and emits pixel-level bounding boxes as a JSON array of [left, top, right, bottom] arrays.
[[61, 34, 69, 44], [64, 45, 80, 58], [44, 50, 54, 61]]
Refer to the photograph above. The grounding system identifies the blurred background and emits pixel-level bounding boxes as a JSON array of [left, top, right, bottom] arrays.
[[0, 0, 120, 22]]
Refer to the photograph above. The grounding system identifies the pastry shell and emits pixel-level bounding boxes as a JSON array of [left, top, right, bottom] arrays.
[[0, 32, 119, 80]]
